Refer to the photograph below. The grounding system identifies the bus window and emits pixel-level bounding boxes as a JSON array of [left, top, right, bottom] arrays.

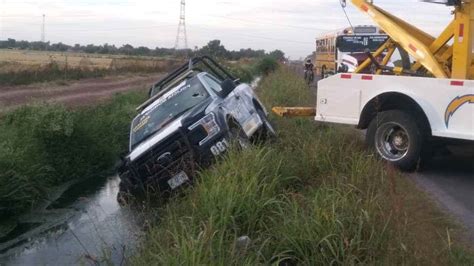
[[337, 35, 388, 52]]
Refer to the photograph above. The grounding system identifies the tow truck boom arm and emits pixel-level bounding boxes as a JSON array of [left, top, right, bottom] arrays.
[[351, 0, 473, 80]]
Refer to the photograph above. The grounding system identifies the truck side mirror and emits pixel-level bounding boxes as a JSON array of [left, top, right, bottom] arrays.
[[220, 78, 236, 97]]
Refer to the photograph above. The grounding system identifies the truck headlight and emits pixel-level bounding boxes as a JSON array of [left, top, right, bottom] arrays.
[[188, 113, 220, 146]]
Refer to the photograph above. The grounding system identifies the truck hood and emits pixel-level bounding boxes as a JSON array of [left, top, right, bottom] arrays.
[[128, 98, 212, 162], [128, 117, 183, 162]]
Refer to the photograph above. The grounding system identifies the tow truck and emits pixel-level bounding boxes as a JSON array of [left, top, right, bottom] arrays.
[[273, 0, 473, 170]]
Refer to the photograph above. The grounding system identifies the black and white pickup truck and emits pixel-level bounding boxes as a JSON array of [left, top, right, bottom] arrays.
[[117, 56, 275, 197]]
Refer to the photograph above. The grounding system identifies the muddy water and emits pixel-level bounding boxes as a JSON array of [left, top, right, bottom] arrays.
[[0, 176, 143, 265]]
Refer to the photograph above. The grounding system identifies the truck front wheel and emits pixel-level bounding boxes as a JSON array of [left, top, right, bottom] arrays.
[[254, 109, 276, 143], [366, 110, 424, 171]]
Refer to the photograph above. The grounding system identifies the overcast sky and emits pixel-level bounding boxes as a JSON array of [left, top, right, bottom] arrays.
[[0, 0, 452, 58]]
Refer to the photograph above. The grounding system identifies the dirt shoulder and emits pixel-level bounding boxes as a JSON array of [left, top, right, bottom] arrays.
[[0, 73, 163, 110]]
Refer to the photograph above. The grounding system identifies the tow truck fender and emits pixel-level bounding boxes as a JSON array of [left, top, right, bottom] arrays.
[[316, 74, 474, 141]]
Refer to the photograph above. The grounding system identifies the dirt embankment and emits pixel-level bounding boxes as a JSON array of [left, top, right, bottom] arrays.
[[0, 73, 163, 110]]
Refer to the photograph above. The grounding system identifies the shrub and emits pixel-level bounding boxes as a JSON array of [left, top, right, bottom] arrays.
[[0, 91, 146, 216], [255, 56, 279, 76], [228, 64, 256, 83]]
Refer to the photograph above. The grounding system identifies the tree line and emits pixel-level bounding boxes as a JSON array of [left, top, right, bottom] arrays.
[[0, 38, 285, 61]]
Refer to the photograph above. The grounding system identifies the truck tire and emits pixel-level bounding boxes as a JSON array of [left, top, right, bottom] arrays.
[[117, 171, 146, 205], [229, 121, 251, 149], [255, 109, 276, 143], [117, 181, 133, 206], [366, 110, 423, 171]]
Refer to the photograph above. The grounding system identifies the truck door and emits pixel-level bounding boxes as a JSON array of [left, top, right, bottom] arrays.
[[201, 74, 249, 124]]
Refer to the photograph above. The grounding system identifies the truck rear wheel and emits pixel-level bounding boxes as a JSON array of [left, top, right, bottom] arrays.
[[366, 110, 423, 171]]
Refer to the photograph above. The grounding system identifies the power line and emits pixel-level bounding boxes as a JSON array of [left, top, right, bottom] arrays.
[[207, 15, 328, 32], [7, 1, 133, 5], [174, 0, 188, 50], [41, 14, 45, 42], [0, 0, 4, 40], [189, 25, 313, 45], [1, 14, 99, 18], [1, 24, 176, 32]]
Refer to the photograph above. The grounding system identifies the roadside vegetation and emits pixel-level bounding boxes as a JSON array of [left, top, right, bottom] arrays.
[[133, 66, 474, 264], [0, 56, 274, 218], [227, 56, 279, 83], [1, 39, 284, 62], [0, 60, 179, 86], [0, 91, 146, 216], [0, 39, 284, 86]]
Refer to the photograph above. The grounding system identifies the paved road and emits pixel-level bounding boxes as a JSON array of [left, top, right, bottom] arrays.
[[306, 72, 473, 244], [410, 145, 474, 244]]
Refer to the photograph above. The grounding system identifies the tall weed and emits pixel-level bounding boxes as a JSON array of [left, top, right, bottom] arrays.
[[0, 91, 145, 216]]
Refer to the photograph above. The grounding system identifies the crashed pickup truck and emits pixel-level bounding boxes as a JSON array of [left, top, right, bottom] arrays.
[[117, 56, 275, 197]]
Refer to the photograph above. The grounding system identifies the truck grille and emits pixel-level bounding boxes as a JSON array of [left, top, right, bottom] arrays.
[[131, 131, 193, 181]]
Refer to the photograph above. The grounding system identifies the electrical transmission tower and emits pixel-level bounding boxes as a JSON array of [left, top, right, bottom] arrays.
[[41, 14, 45, 42], [174, 0, 188, 50]]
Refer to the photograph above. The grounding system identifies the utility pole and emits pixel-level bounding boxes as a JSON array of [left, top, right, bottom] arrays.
[[0, 0, 5, 41], [41, 14, 45, 42], [174, 0, 188, 50]]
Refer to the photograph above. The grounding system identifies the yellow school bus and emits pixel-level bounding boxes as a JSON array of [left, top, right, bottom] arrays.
[[315, 25, 388, 78]]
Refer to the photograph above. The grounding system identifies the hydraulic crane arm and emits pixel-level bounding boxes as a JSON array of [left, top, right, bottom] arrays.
[[351, 0, 474, 80]]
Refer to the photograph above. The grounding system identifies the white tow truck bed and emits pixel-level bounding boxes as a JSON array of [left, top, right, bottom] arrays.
[[316, 73, 474, 141]]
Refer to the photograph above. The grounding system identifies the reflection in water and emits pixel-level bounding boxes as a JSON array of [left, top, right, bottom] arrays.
[[1, 176, 143, 265]]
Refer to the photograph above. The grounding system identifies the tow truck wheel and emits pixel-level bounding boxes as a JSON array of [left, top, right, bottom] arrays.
[[366, 110, 423, 171]]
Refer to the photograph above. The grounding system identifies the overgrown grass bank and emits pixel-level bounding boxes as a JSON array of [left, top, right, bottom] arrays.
[[133, 67, 474, 264], [0, 91, 146, 216], [227, 56, 279, 83]]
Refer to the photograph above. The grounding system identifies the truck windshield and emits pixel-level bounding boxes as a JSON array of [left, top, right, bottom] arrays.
[[337, 35, 388, 53], [130, 76, 209, 150]]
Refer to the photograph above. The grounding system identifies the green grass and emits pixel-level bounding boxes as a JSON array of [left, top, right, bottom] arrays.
[[0, 91, 146, 216], [132, 66, 474, 265]]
